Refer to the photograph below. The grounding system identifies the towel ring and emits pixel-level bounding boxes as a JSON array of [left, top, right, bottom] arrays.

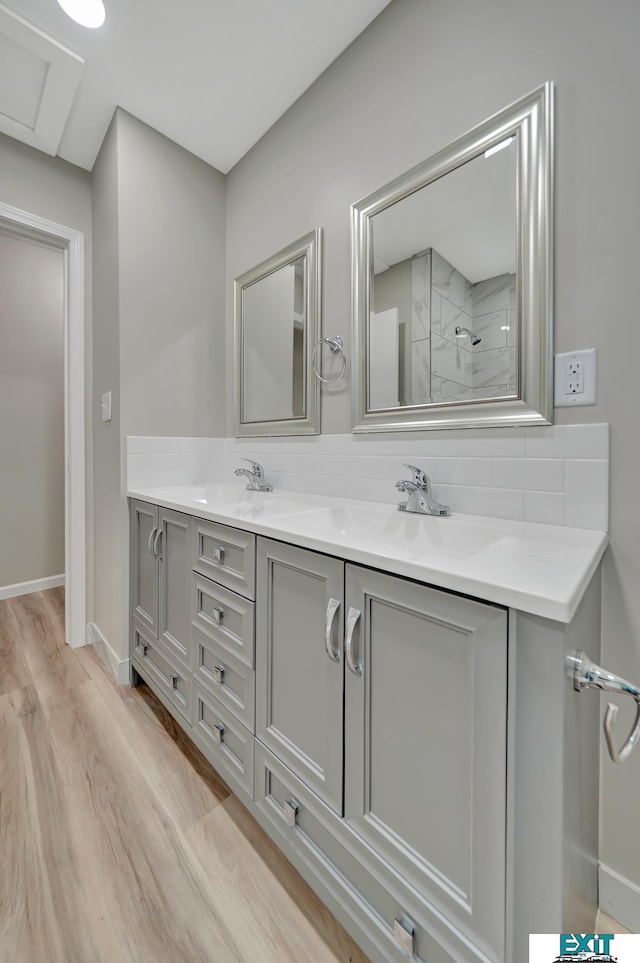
[[312, 336, 346, 384]]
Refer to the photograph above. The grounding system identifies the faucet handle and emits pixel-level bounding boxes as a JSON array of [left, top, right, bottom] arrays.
[[403, 464, 430, 490], [241, 458, 264, 478]]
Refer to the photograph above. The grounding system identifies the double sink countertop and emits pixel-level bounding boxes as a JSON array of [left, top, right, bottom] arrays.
[[128, 482, 608, 623]]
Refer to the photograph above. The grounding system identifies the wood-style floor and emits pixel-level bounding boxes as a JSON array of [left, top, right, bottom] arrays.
[[0, 588, 369, 963]]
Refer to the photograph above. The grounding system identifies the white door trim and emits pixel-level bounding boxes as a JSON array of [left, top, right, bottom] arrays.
[[0, 202, 86, 648]]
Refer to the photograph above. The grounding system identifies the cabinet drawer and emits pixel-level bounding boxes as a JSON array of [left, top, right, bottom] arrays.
[[254, 743, 481, 963], [192, 681, 254, 799], [192, 572, 255, 668], [193, 624, 255, 731], [191, 519, 255, 599], [131, 620, 191, 723]]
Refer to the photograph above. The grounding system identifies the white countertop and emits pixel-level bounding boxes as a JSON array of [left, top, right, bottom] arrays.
[[128, 482, 608, 623]]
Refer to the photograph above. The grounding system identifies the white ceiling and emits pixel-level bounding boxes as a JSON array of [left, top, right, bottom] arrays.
[[373, 140, 517, 284], [0, 0, 392, 172]]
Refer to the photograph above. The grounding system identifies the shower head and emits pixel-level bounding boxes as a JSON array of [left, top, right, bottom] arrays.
[[455, 326, 482, 347]]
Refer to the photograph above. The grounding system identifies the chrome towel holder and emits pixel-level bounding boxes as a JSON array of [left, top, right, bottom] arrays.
[[568, 650, 640, 763], [312, 335, 347, 384]]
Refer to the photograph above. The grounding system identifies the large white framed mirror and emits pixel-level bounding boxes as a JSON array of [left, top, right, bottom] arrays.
[[234, 228, 322, 436], [351, 83, 553, 432]]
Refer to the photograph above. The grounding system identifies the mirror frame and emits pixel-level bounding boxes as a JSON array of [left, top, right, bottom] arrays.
[[351, 82, 554, 432], [234, 227, 322, 437]]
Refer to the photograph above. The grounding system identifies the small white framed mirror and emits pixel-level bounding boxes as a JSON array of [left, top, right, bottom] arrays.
[[234, 228, 322, 436], [351, 83, 554, 432]]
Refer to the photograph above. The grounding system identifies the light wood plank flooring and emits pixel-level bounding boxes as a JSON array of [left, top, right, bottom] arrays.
[[0, 588, 369, 963]]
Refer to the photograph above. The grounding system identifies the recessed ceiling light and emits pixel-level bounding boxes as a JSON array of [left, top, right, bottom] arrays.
[[484, 136, 514, 159], [56, 0, 105, 28]]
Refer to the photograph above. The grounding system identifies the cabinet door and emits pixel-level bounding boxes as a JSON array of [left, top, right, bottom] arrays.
[[256, 538, 344, 815], [344, 565, 507, 962], [157, 507, 191, 667], [130, 499, 158, 635]]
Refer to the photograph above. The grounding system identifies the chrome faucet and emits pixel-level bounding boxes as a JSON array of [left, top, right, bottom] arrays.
[[395, 464, 450, 516], [234, 459, 273, 492]]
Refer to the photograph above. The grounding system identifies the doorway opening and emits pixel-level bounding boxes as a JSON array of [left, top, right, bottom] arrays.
[[0, 202, 86, 647]]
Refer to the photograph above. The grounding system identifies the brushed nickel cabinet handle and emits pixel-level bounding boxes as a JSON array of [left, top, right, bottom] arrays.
[[153, 528, 163, 560], [212, 723, 224, 743], [324, 598, 341, 662], [211, 606, 224, 625], [168, 673, 179, 689], [148, 526, 158, 556], [345, 607, 362, 676], [213, 547, 225, 564], [136, 642, 148, 657], [283, 798, 299, 827], [213, 665, 225, 684], [394, 918, 416, 955]]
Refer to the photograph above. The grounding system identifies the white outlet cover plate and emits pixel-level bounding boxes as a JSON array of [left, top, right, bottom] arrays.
[[554, 349, 596, 406]]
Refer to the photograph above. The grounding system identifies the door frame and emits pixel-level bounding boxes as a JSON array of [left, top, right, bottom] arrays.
[[0, 202, 86, 648]]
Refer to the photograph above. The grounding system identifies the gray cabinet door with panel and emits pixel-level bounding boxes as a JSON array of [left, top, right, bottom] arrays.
[[256, 537, 345, 815], [344, 564, 508, 963], [130, 499, 159, 635], [158, 507, 192, 668]]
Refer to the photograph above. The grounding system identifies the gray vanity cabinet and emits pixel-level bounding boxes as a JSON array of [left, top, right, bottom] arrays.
[[255, 537, 345, 815], [343, 565, 508, 962], [130, 499, 192, 669], [131, 499, 159, 635]]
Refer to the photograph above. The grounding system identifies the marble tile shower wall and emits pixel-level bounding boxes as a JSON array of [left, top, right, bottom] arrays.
[[471, 272, 517, 396], [429, 249, 474, 402], [127, 424, 610, 532], [410, 251, 432, 404]]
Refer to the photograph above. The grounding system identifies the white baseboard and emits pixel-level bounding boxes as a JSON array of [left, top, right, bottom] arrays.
[[86, 623, 130, 686], [599, 863, 640, 931], [0, 573, 65, 601]]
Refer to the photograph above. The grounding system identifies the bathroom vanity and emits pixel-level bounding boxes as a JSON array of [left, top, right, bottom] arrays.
[[128, 483, 607, 963]]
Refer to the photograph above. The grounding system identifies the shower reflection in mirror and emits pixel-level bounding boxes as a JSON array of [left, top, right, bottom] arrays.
[[368, 136, 517, 412]]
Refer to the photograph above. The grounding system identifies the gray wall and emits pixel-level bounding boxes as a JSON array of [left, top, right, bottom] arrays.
[[0, 232, 64, 586], [91, 109, 227, 662], [117, 110, 226, 437], [92, 115, 123, 661], [0, 132, 93, 610], [224, 0, 640, 907]]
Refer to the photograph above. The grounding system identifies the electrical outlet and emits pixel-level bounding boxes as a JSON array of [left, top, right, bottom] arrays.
[[555, 350, 596, 406]]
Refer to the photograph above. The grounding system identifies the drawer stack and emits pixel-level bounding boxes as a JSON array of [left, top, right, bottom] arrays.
[[189, 517, 256, 797]]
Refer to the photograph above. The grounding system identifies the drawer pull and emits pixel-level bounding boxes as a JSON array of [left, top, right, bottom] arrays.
[[153, 528, 163, 561], [147, 526, 158, 556], [213, 665, 225, 684], [324, 598, 341, 663], [283, 798, 299, 827], [211, 606, 224, 625], [213, 547, 225, 565], [212, 723, 224, 743], [136, 642, 148, 657], [345, 607, 362, 676], [169, 673, 179, 689], [393, 917, 416, 955]]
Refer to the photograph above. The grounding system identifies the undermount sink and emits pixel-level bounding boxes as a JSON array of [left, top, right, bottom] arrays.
[[282, 504, 504, 559], [151, 484, 310, 519]]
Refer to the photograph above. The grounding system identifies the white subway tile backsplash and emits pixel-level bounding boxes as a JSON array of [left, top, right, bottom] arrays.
[[564, 460, 609, 531], [525, 424, 609, 460], [440, 484, 524, 521], [126, 423, 609, 532], [493, 458, 564, 492], [524, 491, 566, 526]]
